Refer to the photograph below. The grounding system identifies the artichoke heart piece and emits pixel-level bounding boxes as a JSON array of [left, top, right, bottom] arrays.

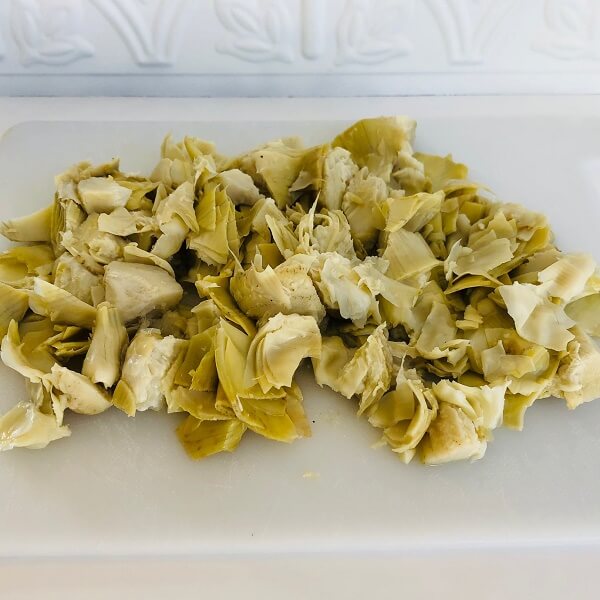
[[29, 278, 96, 329], [245, 313, 321, 393], [0, 283, 29, 338], [177, 415, 246, 460], [44, 364, 112, 415], [0, 204, 53, 243], [0, 401, 70, 451], [82, 302, 128, 388], [104, 261, 183, 323], [77, 177, 132, 214], [115, 328, 187, 414]]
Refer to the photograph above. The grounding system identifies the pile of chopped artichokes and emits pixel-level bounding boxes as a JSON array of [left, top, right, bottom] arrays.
[[0, 116, 599, 465]]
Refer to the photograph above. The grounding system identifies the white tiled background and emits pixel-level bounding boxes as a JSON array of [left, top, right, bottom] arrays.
[[1, 0, 600, 95]]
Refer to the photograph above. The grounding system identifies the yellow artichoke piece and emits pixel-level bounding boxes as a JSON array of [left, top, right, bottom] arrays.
[[312, 252, 379, 328], [170, 387, 229, 421], [61, 214, 125, 270], [122, 243, 175, 278], [336, 324, 392, 415], [189, 183, 239, 266], [0, 401, 70, 450], [196, 275, 256, 336], [537, 253, 595, 302], [0, 204, 53, 243], [104, 261, 183, 323], [176, 415, 246, 460]]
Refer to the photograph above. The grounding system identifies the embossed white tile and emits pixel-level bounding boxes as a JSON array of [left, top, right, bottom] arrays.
[[0, 0, 599, 95]]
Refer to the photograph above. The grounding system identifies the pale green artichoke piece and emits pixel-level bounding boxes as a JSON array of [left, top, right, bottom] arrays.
[[196, 274, 256, 336], [189, 183, 239, 266], [0, 282, 29, 338], [498, 282, 575, 352], [97, 207, 156, 237], [44, 364, 112, 415], [104, 261, 183, 323], [337, 324, 393, 415], [312, 336, 355, 391], [245, 313, 321, 393], [0, 244, 54, 288], [29, 278, 96, 329], [0, 402, 70, 450], [537, 253, 595, 302], [77, 177, 132, 214], [82, 302, 128, 388], [385, 191, 444, 233], [319, 147, 359, 210], [552, 326, 600, 410], [341, 168, 387, 248], [420, 402, 486, 465], [413, 153, 468, 192], [565, 293, 600, 337], [61, 214, 125, 270], [312, 252, 379, 328], [155, 181, 197, 232], [382, 228, 439, 280], [1, 320, 47, 382], [333, 116, 416, 180], [122, 243, 175, 278], [0, 204, 53, 243], [216, 169, 261, 206], [117, 328, 187, 413], [53, 253, 101, 305], [231, 256, 325, 324], [170, 387, 228, 421]]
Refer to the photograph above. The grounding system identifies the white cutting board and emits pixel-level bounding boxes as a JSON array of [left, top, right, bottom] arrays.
[[1, 117, 600, 558]]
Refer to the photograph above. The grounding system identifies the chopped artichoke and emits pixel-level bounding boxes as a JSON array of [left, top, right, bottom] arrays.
[[44, 364, 112, 415], [104, 261, 183, 323], [0, 116, 598, 464], [82, 302, 128, 387], [245, 313, 321, 392], [77, 177, 132, 213], [116, 328, 187, 413], [0, 402, 70, 450], [0, 283, 29, 338], [177, 415, 246, 459], [0, 204, 53, 243], [29, 278, 96, 328]]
